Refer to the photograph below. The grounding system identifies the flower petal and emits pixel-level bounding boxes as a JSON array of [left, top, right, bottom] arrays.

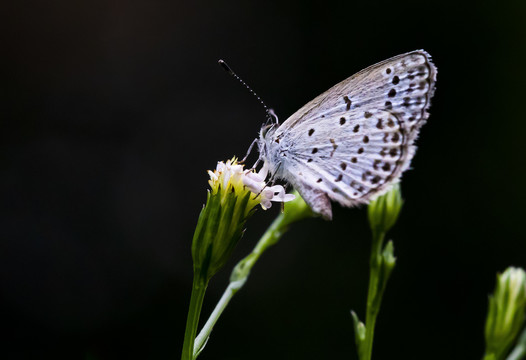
[[242, 176, 264, 194]]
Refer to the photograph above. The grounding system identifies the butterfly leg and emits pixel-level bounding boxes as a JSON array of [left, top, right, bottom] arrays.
[[240, 138, 258, 164]]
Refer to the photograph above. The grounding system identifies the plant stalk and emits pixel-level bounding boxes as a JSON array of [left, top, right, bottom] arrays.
[[181, 276, 209, 360], [362, 229, 386, 360]]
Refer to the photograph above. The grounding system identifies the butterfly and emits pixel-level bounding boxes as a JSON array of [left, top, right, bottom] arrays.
[[256, 50, 437, 220]]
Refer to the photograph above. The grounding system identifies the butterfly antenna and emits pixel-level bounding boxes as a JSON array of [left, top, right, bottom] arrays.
[[218, 59, 275, 124]]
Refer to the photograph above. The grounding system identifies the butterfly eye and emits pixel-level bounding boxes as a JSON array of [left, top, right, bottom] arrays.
[[261, 124, 274, 138]]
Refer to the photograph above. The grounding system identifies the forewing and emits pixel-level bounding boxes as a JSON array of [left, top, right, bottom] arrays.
[[276, 50, 436, 207], [279, 50, 436, 134]]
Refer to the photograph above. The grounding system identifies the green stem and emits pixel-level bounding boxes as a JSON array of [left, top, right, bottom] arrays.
[[181, 276, 209, 360], [193, 281, 240, 356], [363, 229, 386, 360], [192, 212, 288, 358], [247, 211, 288, 262]]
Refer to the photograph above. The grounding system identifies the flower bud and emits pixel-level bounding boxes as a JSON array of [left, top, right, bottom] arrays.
[[367, 183, 403, 234], [485, 267, 526, 359], [281, 190, 315, 227]]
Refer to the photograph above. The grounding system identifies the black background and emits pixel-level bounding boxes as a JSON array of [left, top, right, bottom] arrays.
[[3, 0, 526, 359]]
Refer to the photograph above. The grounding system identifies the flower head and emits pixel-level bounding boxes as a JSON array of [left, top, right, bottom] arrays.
[[208, 159, 295, 212], [193, 158, 295, 281]]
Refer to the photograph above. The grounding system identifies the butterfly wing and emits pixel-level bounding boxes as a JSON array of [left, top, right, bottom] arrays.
[[265, 50, 437, 219]]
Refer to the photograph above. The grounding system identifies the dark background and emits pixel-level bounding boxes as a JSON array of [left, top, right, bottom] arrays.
[[2, 0, 526, 359]]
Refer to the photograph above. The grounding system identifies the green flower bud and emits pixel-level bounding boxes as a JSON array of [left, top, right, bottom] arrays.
[[381, 240, 396, 278], [280, 190, 315, 228], [485, 267, 526, 360], [367, 183, 403, 234], [351, 311, 366, 343]]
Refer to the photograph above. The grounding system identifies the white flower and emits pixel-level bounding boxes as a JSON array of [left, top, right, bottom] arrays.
[[208, 159, 295, 210]]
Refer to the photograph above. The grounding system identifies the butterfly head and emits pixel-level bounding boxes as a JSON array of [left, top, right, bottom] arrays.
[[257, 122, 287, 178]]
